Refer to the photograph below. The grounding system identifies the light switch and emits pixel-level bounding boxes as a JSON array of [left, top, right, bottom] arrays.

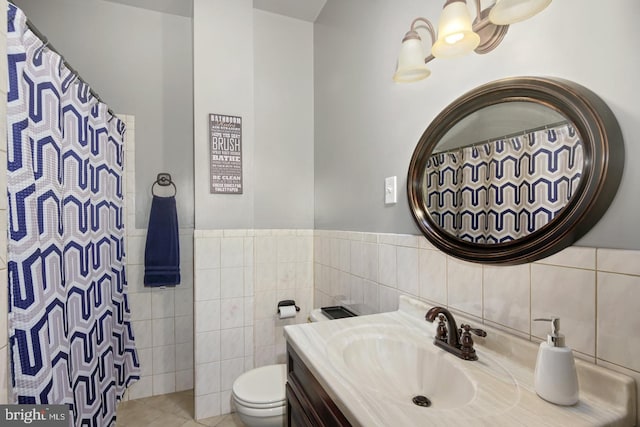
[[385, 176, 397, 205]]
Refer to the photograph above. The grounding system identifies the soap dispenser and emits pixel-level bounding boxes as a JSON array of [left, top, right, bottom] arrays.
[[533, 317, 579, 405]]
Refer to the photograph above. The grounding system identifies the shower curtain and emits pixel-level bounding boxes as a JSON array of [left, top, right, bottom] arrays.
[[425, 124, 583, 243], [6, 4, 140, 426]]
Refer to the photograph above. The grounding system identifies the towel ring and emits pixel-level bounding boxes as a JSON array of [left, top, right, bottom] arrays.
[[151, 173, 177, 197]]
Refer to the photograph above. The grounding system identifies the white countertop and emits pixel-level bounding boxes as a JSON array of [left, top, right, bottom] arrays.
[[284, 296, 636, 427]]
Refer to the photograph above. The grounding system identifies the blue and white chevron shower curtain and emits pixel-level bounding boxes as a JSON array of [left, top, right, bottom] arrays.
[[6, 4, 140, 426], [426, 124, 583, 243]]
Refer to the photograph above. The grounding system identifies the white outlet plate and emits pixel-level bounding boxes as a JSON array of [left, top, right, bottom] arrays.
[[385, 176, 397, 205]]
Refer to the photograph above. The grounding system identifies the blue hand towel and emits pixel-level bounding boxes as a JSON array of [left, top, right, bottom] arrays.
[[144, 195, 180, 286]]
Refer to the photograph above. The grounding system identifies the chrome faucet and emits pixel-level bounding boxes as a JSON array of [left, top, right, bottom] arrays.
[[425, 306, 487, 361]]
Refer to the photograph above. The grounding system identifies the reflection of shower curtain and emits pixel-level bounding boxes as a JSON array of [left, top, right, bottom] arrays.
[[426, 124, 583, 243], [7, 4, 139, 426]]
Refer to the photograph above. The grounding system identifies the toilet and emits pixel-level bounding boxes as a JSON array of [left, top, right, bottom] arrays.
[[231, 309, 331, 426], [232, 364, 287, 427]]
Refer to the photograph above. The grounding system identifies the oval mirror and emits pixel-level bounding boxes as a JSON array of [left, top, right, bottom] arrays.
[[407, 77, 624, 265]]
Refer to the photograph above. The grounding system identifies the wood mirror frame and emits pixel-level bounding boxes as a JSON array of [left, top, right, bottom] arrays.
[[407, 76, 624, 265]]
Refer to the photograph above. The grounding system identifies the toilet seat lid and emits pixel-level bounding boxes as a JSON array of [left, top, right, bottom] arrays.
[[233, 364, 286, 405]]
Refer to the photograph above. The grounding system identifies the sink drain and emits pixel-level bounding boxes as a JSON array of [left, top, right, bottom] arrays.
[[412, 395, 432, 407]]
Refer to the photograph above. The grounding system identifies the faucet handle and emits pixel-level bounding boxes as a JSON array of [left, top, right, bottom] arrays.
[[459, 324, 479, 360], [436, 314, 448, 341], [461, 324, 487, 337]]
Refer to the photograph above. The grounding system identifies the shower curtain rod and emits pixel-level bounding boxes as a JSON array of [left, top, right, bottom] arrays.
[[9, 1, 116, 117], [433, 120, 570, 155]]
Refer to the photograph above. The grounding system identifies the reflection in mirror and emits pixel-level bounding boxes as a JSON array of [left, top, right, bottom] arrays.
[[423, 102, 583, 243], [435, 102, 566, 152], [407, 77, 624, 265]]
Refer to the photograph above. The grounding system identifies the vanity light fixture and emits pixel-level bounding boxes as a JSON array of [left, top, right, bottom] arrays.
[[393, 0, 552, 83]]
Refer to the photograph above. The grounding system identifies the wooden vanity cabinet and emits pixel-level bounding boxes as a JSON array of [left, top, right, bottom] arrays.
[[286, 343, 352, 427]]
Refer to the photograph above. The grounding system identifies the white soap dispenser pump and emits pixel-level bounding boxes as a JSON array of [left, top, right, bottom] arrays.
[[533, 317, 579, 405]]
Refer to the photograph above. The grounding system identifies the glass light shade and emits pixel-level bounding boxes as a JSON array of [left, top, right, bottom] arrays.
[[431, 1, 481, 58], [488, 0, 552, 25], [393, 36, 431, 83]]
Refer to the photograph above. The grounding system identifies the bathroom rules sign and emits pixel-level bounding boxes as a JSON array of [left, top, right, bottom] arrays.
[[209, 114, 243, 194]]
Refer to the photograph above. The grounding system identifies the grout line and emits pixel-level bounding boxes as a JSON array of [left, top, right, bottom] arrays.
[[480, 263, 485, 325], [528, 262, 532, 339], [594, 269, 599, 361]]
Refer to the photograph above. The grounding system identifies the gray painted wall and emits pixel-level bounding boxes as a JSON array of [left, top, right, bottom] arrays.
[[192, 0, 315, 230], [314, 0, 640, 250], [193, 0, 255, 229], [14, 0, 195, 229], [253, 10, 314, 229]]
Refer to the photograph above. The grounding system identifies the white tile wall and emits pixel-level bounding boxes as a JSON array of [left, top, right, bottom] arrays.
[[315, 230, 640, 426], [194, 230, 248, 419], [0, 0, 8, 404], [447, 258, 483, 318], [193, 229, 313, 420], [418, 248, 447, 305], [531, 264, 596, 357], [597, 272, 640, 371], [120, 115, 195, 401], [483, 264, 530, 332]]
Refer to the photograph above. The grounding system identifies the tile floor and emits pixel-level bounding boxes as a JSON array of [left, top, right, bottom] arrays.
[[116, 390, 246, 427]]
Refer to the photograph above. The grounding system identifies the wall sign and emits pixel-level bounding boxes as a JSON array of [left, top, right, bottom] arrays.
[[209, 114, 243, 194]]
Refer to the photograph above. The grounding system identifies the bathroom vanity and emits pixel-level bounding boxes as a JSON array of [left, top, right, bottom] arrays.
[[286, 344, 350, 426], [284, 296, 636, 427]]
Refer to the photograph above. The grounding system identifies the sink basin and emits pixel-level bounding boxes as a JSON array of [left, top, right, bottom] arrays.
[[326, 324, 519, 415], [286, 296, 636, 426], [327, 325, 474, 409]]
